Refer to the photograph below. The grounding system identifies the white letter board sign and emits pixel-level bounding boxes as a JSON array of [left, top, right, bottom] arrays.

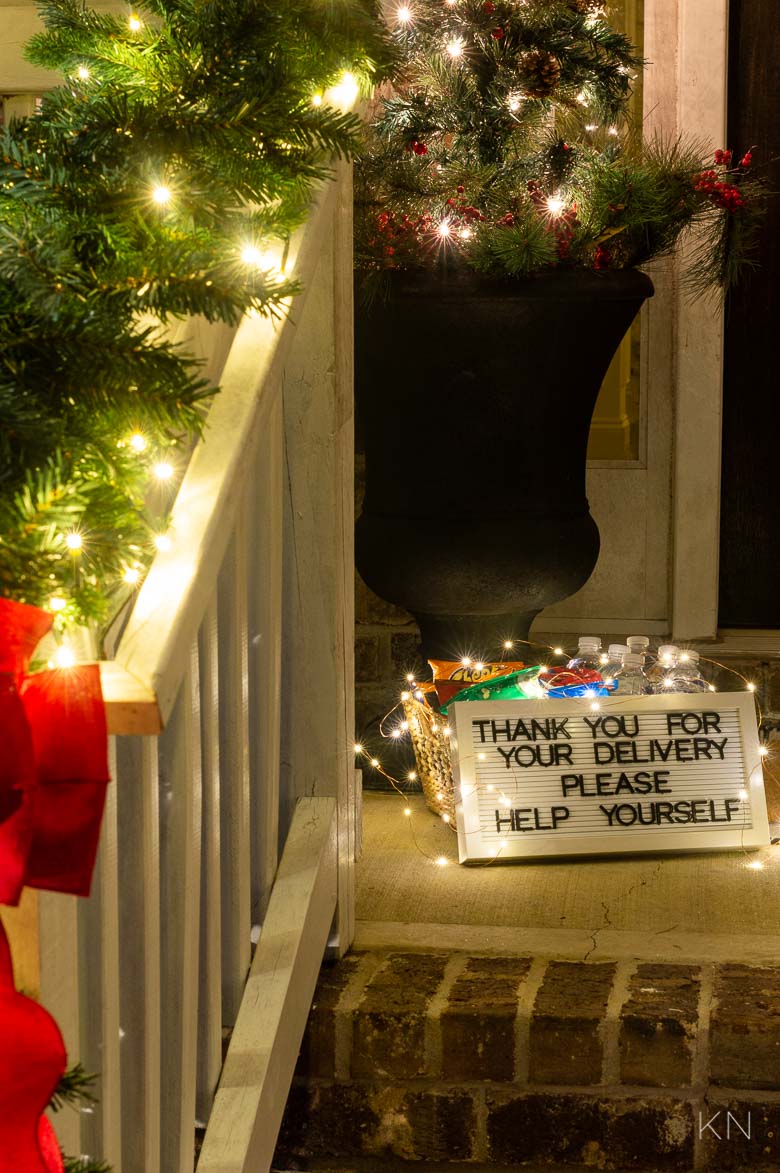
[[450, 692, 770, 863]]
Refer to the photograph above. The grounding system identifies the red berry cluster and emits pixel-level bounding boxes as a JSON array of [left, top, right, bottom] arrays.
[[692, 169, 746, 212], [371, 210, 433, 259], [714, 149, 732, 166], [593, 243, 611, 270], [406, 139, 428, 156], [445, 186, 486, 223]]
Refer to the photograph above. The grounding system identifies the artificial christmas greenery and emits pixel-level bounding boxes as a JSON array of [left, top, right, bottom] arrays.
[[1, 0, 390, 637], [355, 0, 765, 293], [50, 1063, 111, 1172]]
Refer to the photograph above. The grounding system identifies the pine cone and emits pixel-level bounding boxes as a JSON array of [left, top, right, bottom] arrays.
[[519, 50, 562, 99]]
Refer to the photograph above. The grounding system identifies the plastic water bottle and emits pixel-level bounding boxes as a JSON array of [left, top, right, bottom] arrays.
[[626, 635, 651, 664], [567, 636, 603, 673], [661, 649, 710, 694], [612, 651, 653, 695], [647, 644, 679, 689], [601, 643, 628, 687]]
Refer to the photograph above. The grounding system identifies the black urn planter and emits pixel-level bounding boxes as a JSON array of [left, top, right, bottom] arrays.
[[354, 267, 654, 659]]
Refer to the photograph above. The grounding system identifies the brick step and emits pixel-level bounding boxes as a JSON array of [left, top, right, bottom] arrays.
[[276, 950, 780, 1172]]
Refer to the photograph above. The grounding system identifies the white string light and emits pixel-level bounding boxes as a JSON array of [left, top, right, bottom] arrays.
[[446, 37, 464, 58], [128, 14, 142, 31], [154, 533, 172, 552], [123, 566, 141, 585], [396, 5, 413, 23], [76, 65, 90, 81], [55, 646, 76, 669], [152, 461, 174, 481], [546, 195, 565, 216], [129, 432, 147, 452], [151, 185, 172, 205], [49, 597, 67, 612], [65, 532, 82, 551]]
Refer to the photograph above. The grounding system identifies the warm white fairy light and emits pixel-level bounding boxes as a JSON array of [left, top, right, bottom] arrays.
[[499, 838, 508, 849], [553, 646, 564, 656], [507, 93, 523, 113], [747, 859, 764, 871], [608, 126, 619, 136], [55, 646, 76, 669], [396, 5, 413, 22], [370, 757, 380, 767], [436, 790, 444, 801], [443, 726, 451, 737], [708, 684, 717, 692], [401, 691, 412, 702], [504, 640, 514, 649], [77, 65, 90, 80], [442, 813, 451, 823], [152, 461, 174, 481], [129, 432, 147, 452], [461, 657, 472, 667], [400, 720, 409, 731], [500, 796, 511, 808], [406, 672, 415, 682], [474, 661, 484, 671], [460, 227, 473, 241], [477, 752, 486, 760], [326, 71, 359, 109], [403, 807, 412, 816], [679, 652, 690, 662], [128, 14, 142, 30], [50, 596, 67, 612], [65, 532, 82, 551], [154, 533, 172, 552], [391, 728, 401, 738], [599, 653, 609, 664], [414, 689, 424, 700], [590, 701, 600, 711], [747, 682, 757, 692], [152, 185, 172, 205], [759, 746, 769, 757], [241, 244, 264, 266], [739, 788, 749, 801], [354, 743, 363, 754], [311, 93, 323, 107], [585, 123, 598, 132], [123, 566, 141, 585], [408, 770, 417, 780], [546, 195, 565, 216], [487, 783, 494, 791], [663, 678, 675, 688], [438, 221, 453, 239], [446, 37, 464, 58]]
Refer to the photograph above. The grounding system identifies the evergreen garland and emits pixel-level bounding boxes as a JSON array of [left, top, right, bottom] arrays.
[[1, 0, 391, 637], [355, 0, 766, 295], [50, 1064, 111, 1171]]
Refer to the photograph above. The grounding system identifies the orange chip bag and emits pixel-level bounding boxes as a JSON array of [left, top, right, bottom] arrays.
[[429, 659, 526, 706]]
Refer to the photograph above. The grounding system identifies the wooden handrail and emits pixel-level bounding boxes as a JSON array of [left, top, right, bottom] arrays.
[[101, 182, 337, 731]]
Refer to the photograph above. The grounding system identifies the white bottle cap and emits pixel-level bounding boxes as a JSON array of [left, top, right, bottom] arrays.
[[578, 636, 601, 649], [608, 643, 629, 656], [627, 635, 650, 649], [682, 649, 700, 663], [622, 652, 644, 667], [657, 644, 679, 658]]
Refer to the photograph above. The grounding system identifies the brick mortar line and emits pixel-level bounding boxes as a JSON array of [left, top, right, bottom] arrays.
[[513, 957, 548, 1084], [692, 962, 716, 1171], [295, 1073, 780, 1101], [333, 951, 388, 1080], [601, 958, 636, 1086], [473, 1085, 489, 1164], [425, 953, 472, 1079]]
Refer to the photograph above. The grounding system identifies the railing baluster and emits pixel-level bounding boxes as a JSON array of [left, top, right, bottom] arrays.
[[78, 737, 123, 1168], [217, 513, 251, 1024], [197, 595, 223, 1117], [38, 892, 81, 1156], [159, 646, 202, 1173], [249, 394, 283, 922], [116, 735, 161, 1173]]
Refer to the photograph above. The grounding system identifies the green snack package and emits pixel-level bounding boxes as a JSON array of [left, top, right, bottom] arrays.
[[441, 666, 544, 713]]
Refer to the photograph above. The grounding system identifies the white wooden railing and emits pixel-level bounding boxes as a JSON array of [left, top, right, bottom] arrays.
[[15, 168, 356, 1173]]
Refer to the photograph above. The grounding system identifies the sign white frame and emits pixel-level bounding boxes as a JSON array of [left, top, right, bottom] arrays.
[[451, 692, 770, 863]]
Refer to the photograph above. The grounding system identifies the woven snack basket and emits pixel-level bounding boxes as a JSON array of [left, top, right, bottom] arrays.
[[402, 693, 456, 820]]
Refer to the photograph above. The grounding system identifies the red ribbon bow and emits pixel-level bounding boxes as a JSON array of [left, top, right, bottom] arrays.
[[0, 597, 111, 905]]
